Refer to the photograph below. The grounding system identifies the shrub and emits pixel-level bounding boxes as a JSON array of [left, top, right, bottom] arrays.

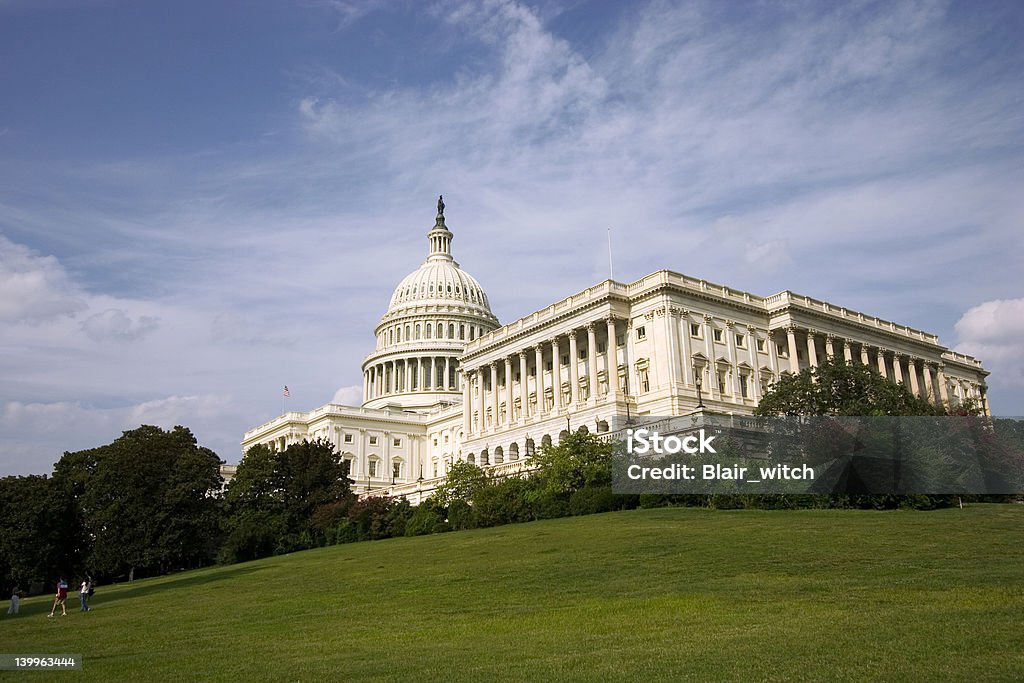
[[568, 486, 618, 516]]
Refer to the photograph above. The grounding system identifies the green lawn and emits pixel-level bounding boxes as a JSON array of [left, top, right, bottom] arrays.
[[2, 505, 1023, 681]]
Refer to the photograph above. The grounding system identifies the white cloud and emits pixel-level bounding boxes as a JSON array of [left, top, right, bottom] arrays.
[[954, 299, 1024, 388], [331, 384, 363, 405], [0, 234, 86, 323], [80, 308, 160, 341]]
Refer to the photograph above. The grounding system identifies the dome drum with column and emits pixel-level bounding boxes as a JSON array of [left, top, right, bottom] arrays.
[[362, 198, 499, 410]]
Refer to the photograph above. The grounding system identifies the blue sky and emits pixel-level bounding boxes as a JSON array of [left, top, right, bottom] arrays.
[[1, 0, 1022, 475]]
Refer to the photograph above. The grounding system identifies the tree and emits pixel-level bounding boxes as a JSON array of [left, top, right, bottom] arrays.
[[755, 357, 944, 417], [529, 430, 613, 497], [53, 425, 224, 581], [431, 461, 489, 508], [0, 475, 82, 591], [221, 438, 353, 561]]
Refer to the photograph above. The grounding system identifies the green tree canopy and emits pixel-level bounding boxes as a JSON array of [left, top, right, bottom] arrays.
[[431, 461, 489, 508], [529, 430, 613, 496], [221, 438, 352, 561], [53, 425, 224, 581], [754, 358, 945, 417], [0, 475, 82, 589]]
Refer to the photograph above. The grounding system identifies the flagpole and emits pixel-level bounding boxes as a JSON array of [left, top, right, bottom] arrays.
[[607, 227, 614, 281]]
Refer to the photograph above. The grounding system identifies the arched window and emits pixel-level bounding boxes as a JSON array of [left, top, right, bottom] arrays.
[[541, 435, 552, 448], [480, 448, 489, 465], [415, 324, 421, 339], [494, 446, 504, 464], [460, 324, 466, 340], [509, 442, 519, 460], [449, 323, 455, 338], [426, 323, 432, 339], [525, 438, 535, 456], [469, 328, 475, 341], [467, 453, 475, 465]]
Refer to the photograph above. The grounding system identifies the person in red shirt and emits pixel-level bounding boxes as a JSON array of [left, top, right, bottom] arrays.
[[47, 577, 68, 617]]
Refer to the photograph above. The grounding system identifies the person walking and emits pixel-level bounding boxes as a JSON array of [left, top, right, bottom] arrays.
[[48, 577, 68, 617], [7, 584, 20, 615], [79, 577, 91, 612]]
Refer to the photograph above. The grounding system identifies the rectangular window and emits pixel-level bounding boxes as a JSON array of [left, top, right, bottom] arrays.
[[735, 334, 745, 348], [546, 361, 553, 371], [713, 329, 723, 343], [636, 326, 647, 341], [369, 436, 378, 446], [717, 371, 727, 394], [640, 369, 650, 393], [616, 334, 625, 347], [393, 437, 402, 447], [777, 343, 788, 357], [597, 342, 605, 353], [578, 349, 587, 360], [756, 339, 765, 352], [368, 460, 378, 478], [739, 374, 749, 398], [561, 354, 569, 365], [392, 462, 401, 479], [344, 433, 353, 443], [690, 323, 701, 338]]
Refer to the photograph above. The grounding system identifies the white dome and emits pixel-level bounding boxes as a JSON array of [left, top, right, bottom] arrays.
[[361, 197, 499, 411], [386, 260, 494, 319]]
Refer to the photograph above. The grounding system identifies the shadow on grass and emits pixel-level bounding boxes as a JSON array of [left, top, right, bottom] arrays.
[[52, 563, 272, 612]]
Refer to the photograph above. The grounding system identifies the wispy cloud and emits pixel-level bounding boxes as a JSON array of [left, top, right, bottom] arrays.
[[1, 0, 1022, 473]]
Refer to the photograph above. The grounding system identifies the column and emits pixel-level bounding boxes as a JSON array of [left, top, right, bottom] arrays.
[[786, 326, 800, 374], [490, 362, 499, 427], [519, 351, 529, 419], [923, 363, 935, 404], [725, 321, 739, 398], [463, 370, 471, 433], [680, 313, 692, 386], [587, 323, 599, 401], [568, 330, 580, 405], [860, 345, 870, 366], [665, 308, 681, 386], [607, 318, 621, 394], [908, 358, 921, 397], [477, 370, 486, 432], [825, 335, 836, 359], [504, 357, 513, 424], [806, 331, 819, 368], [551, 337, 563, 409], [363, 371, 369, 402], [936, 364, 950, 405], [843, 340, 853, 363], [429, 357, 436, 390], [877, 350, 888, 378], [535, 345, 545, 415], [748, 328, 761, 401], [892, 354, 905, 385], [767, 330, 780, 382], [703, 315, 718, 400]]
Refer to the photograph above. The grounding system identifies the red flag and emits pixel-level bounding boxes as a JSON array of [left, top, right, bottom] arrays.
[[283, 385, 290, 398]]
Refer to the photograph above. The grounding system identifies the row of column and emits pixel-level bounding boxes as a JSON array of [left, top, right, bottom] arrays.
[[781, 326, 983, 407], [364, 355, 460, 401], [463, 318, 622, 435]]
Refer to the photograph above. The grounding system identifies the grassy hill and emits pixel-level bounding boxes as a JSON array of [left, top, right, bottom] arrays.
[[2, 505, 1022, 681]]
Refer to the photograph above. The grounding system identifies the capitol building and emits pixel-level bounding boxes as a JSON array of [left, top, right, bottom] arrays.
[[241, 198, 990, 502]]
